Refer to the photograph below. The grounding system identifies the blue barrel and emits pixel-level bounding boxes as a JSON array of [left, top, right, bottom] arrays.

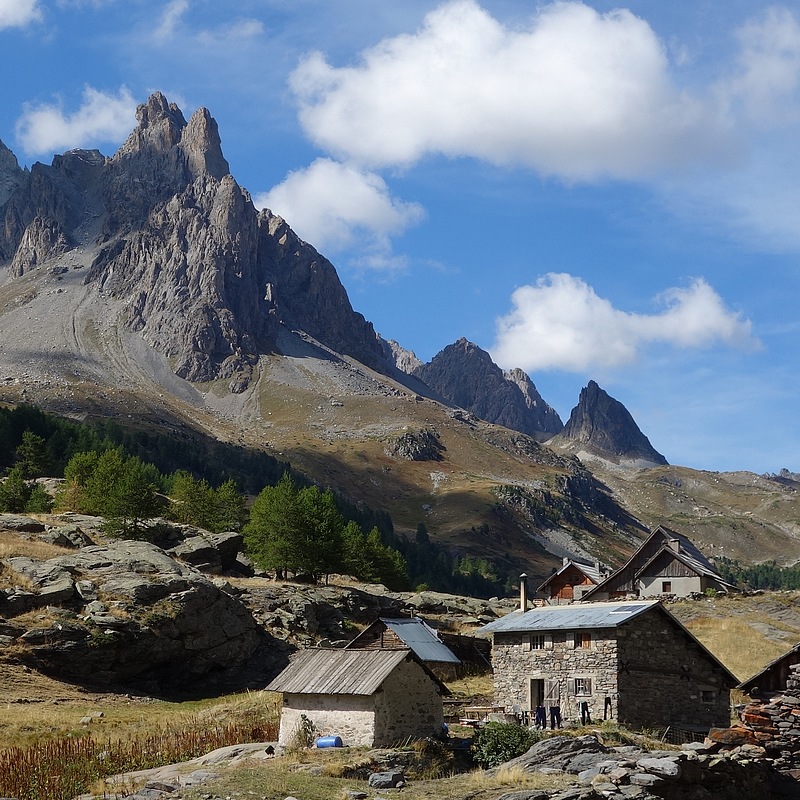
[[316, 735, 343, 748]]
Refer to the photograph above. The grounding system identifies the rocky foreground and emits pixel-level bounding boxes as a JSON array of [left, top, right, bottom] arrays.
[[75, 730, 793, 800]]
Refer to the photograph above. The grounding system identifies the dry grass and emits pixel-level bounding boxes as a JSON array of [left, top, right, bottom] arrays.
[[0, 689, 280, 751], [683, 615, 791, 681], [672, 592, 800, 681], [0, 531, 71, 561]]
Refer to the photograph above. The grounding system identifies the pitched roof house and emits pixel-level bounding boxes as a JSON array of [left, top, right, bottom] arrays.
[[478, 597, 737, 734], [536, 558, 606, 604], [582, 525, 735, 601], [266, 648, 449, 747]]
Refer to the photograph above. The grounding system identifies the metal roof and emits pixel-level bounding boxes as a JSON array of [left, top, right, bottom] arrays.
[[266, 648, 412, 695], [265, 647, 450, 696], [381, 618, 461, 664], [476, 599, 660, 635]]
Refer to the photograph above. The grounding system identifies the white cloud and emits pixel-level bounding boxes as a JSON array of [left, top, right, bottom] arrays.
[[0, 0, 42, 29], [289, 0, 728, 179], [196, 18, 264, 46], [490, 274, 756, 372], [725, 6, 800, 127], [254, 158, 425, 268], [153, 0, 188, 43], [15, 86, 138, 156]]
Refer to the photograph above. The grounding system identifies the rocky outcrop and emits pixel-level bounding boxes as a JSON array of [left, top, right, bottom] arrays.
[[412, 339, 563, 441], [10, 214, 72, 276], [550, 381, 667, 466], [0, 536, 277, 694], [494, 733, 778, 800], [384, 428, 444, 461]]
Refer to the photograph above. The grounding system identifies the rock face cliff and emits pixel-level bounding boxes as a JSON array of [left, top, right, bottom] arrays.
[[412, 339, 563, 441], [0, 93, 391, 393], [551, 380, 667, 466]]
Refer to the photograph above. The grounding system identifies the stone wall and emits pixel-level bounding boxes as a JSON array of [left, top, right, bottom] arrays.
[[278, 693, 375, 747], [616, 610, 731, 731], [491, 629, 618, 724], [373, 657, 444, 745], [734, 663, 800, 774]]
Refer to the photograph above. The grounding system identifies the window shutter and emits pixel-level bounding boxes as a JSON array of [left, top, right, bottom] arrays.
[[545, 633, 553, 650], [523, 635, 531, 652], [545, 680, 560, 704], [569, 632, 576, 649]]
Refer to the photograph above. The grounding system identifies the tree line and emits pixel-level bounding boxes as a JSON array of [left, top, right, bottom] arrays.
[[0, 404, 512, 596]]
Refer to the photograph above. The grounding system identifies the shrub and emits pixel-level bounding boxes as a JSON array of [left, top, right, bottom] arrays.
[[471, 722, 541, 769]]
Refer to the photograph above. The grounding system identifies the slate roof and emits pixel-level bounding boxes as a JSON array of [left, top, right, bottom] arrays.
[[380, 617, 461, 664], [265, 648, 450, 696], [476, 599, 659, 634]]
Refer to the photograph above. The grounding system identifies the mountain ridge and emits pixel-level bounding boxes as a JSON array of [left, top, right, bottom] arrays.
[[0, 93, 797, 583]]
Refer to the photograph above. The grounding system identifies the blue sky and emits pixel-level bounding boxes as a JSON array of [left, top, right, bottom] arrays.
[[1, 0, 798, 474]]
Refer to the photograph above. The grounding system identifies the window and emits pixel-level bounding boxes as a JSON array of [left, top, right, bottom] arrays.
[[661, 581, 672, 593], [531, 634, 546, 650], [701, 690, 715, 704], [574, 677, 592, 696], [574, 632, 591, 649]]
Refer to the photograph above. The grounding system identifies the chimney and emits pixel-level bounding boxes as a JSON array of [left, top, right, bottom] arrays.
[[562, 556, 569, 566], [519, 573, 528, 612], [669, 539, 681, 553]]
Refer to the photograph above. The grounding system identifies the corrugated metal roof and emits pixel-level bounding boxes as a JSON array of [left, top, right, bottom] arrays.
[[476, 599, 659, 635], [382, 618, 461, 664], [266, 648, 412, 695]]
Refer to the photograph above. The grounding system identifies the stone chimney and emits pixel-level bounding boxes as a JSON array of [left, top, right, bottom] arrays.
[[669, 539, 681, 553], [519, 573, 528, 612], [562, 556, 569, 566]]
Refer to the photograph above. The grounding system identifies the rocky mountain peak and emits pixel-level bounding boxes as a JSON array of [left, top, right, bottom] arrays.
[[554, 380, 667, 466], [0, 139, 24, 207], [413, 339, 563, 441], [115, 91, 187, 161], [181, 106, 230, 181]]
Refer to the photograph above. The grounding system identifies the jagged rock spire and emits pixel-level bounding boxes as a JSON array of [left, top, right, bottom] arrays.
[[556, 380, 667, 466]]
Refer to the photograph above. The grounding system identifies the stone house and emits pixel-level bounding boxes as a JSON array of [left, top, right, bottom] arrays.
[[536, 558, 606, 604], [345, 616, 465, 679], [478, 598, 737, 734], [583, 525, 735, 601], [265, 647, 449, 747]]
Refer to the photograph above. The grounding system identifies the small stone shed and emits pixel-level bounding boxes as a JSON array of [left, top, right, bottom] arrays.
[[583, 525, 735, 601], [739, 642, 800, 698], [478, 599, 737, 734], [265, 647, 449, 747], [536, 558, 606, 604], [345, 616, 461, 679]]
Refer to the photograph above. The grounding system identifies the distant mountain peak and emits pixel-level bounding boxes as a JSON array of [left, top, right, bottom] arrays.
[[552, 380, 667, 467], [412, 340, 563, 440]]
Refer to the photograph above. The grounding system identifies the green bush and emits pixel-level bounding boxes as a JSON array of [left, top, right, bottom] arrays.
[[471, 722, 541, 769]]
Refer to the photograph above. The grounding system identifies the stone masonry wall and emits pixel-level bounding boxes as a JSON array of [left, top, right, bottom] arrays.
[[278, 693, 375, 747], [616, 611, 731, 731], [492, 629, 618, 724], [372, 657, 444, 745]]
